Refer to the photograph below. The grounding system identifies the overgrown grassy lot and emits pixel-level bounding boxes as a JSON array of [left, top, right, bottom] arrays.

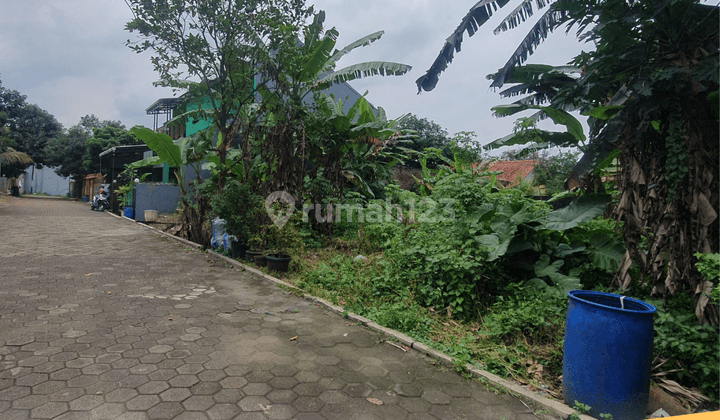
[[216, 170, 719, 410]]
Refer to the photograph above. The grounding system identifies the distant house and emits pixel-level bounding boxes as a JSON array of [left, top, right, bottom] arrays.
[[484, 160, 538, 188], [145, 77, 375, 140]]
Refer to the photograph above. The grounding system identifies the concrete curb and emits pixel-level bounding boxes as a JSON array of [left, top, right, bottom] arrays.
[[107, 210, 591, 420]]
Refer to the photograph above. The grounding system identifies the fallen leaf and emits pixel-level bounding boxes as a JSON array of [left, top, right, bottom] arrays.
[[88, 298, 93, 301], [290, 336, 297, 341], [84, 273, 92, 277], [366, 398, 383, 405]]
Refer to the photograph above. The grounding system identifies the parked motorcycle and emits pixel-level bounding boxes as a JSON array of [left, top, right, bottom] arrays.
[[91, 184, 110, 211]]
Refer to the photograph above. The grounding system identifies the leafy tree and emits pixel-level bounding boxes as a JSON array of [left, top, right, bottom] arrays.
[[44, 126, 90, 180], [393, 114, 451, 167], [532, 150, 579, 195], [83, 124, 136, 174], [418, 0, 720, 323], [0, 79, 62, 166], [447, 131, 484, 165], [125, 0, 314, 192]]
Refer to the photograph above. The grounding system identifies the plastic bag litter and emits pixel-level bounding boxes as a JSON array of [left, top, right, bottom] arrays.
[[211, 218, 226, 249]]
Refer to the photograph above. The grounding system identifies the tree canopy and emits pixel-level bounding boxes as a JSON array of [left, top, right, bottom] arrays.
[[1, 78, 62, 174], [418, 0, 720, 323]]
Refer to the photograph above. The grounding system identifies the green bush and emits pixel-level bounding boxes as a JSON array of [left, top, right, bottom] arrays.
[[481, 285, 567, 345], [650, 293, 720, 402], [209, 181, 263, 240]]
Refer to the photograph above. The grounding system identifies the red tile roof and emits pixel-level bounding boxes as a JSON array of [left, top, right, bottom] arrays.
[[485, 160, 537, 187]]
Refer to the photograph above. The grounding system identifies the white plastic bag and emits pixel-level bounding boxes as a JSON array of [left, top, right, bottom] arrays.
[[211, 218, 226, 249]]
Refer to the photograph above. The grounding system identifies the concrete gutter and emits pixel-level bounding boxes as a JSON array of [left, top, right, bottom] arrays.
[[107, 210, 593, 420]]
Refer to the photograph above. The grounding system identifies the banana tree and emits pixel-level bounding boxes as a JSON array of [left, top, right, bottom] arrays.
[[307, 93, 409, 199], [416, 0, 567, 93], [128, 126, 212, 244], [251, 10, 412, 199], [262, 10, 412, 114]]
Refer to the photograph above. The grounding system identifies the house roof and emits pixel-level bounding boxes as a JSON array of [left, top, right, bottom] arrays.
[[146, 98, 185, 115], [485, 160, 537, 188]]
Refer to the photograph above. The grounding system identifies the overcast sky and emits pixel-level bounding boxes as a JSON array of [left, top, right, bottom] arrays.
[[1, 0, 590, 147]]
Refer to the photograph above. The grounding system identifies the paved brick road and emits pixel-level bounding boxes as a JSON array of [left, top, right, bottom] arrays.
[[0, 197, 538, 420]]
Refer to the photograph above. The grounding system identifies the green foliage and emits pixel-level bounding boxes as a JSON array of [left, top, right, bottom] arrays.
[[43, 126, 90, 179], [306, 170, 619, 318], [128, 127, 181, 168], [209, 181, 263, 240], [694, 252, 719, 282], [447, 131, 483, 165], [83, 122, 135, 174], [266, 10, 411, 109], [664, 116, 689, 201], [572, 400, 591, 414], [394, 114, 452, 168], [491, 103, 586, 146], [115, 165, 147, 207], [267, 214, 304, 255], [544, 194, 611, 231], [1, 78, 62, 169], [482, 286, 566, 345], [307, 93, 407, 200], [362, 301, 432, 336], [650, 293, 720, 401], [533, 151, 580, 195], [297, 255, 432, 336]]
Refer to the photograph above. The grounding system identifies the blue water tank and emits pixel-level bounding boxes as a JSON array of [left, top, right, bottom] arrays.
[[563, 290, 656, 420]]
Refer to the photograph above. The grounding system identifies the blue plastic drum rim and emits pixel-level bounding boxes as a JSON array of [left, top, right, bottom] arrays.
[[567, 290, 657, 315]]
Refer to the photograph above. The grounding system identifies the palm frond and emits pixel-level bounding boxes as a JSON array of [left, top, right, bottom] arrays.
[[326, 31, 385, 70], [490, 6, 568, 88], [416, 0, 512, 93], [493, 0, 553, 35], [484, 130, 575, 151], [320, 62, 412, 86]]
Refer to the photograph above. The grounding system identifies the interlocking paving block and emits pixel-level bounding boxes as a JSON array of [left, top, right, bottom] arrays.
[[0, 199, 545, 420]]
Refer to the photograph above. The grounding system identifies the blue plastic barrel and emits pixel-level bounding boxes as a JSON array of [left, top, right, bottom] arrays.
[[563, 290, 656, 420], [123, 207, 134, 219]]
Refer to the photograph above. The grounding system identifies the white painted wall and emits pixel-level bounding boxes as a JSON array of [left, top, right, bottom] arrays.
[[24, 166, 71, 196]]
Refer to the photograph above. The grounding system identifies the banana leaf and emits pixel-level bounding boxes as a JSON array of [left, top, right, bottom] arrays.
[[320, 62, 412, 86], [129, 127, 182, 168]]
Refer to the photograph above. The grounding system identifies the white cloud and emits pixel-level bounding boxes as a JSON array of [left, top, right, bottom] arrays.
[[1, 0, 592, 144]]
